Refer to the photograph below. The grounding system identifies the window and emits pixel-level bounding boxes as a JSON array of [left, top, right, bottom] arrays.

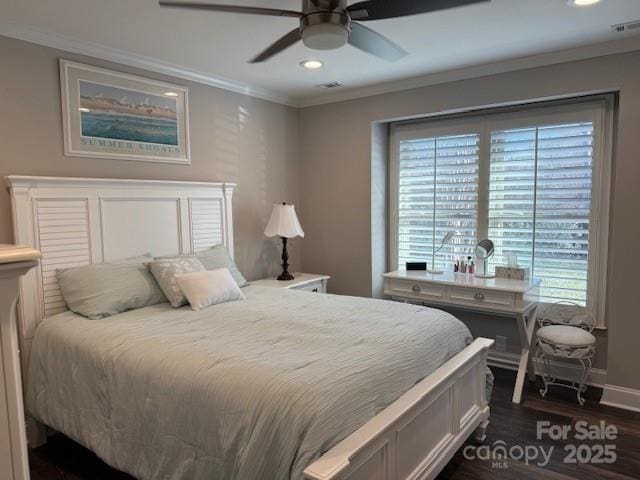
[[397, 132, 479, 271], [488, 122, 594, 305], [390, 99, 612, 326]]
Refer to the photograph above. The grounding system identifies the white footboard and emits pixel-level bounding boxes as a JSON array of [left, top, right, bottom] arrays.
[[304, 337, 494, 480]]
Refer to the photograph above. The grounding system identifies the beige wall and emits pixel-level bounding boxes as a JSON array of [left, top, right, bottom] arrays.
[[299, 50, 640, 389], [2, 34, 638, 390], [0, 35, 301, 280]]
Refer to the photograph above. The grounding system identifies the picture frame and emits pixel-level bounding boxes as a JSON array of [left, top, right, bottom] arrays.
[[60, 60, 190, 164]]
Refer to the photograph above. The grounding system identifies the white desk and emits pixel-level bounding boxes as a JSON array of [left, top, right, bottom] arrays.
[[0, 245, 40, 480], [384, 270, 541, 404]]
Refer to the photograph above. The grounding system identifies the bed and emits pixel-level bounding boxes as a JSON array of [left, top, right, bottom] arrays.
[[8, 175, 493, 480]]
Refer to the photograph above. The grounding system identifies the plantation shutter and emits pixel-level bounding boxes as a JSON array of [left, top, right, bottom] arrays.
[[488, 122, 594, 304], [397, 133, 479, 270]]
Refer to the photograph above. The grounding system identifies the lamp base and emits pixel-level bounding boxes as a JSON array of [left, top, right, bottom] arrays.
[[277, 271, 295, 281], [277, 236, 295, 281]]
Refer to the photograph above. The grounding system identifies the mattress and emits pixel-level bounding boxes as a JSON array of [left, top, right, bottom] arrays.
[[26, 285, 474, 480]]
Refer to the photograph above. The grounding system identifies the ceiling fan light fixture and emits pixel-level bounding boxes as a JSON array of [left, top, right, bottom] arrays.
[[302, 23, 349, 50], [568, 0, 602, 6], [159, 0, 491, 62], [300, 60, 324, 69]]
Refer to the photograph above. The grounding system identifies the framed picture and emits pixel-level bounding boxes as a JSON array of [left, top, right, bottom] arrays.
[[60, 60, 190, 164]]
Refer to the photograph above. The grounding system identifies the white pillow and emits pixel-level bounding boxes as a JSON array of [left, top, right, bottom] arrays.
[[176, 268, 245, 311]]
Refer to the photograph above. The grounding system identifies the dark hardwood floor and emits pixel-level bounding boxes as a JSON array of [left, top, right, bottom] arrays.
[[30, 368, 640, 479]]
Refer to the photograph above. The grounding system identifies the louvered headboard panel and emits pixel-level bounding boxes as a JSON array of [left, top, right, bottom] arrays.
[[7, 176, 235, 364], [190, 198, 224, 252], [36, 198, 92, 318]]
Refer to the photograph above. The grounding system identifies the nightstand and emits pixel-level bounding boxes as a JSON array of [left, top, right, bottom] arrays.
[[251, 273, 330, 293]]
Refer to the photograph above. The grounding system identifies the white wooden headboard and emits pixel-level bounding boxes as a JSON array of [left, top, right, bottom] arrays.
[[6, 175, 235, 362]]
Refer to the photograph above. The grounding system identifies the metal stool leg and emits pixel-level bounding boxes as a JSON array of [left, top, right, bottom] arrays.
[[536, 339, 593, 405], [574, 358, 592, 406]]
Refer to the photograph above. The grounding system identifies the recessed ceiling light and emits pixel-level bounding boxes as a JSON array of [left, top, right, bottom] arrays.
[[299, 60, 324, 70], [568, 0, 602, 6], [164, 91, 179, 97]]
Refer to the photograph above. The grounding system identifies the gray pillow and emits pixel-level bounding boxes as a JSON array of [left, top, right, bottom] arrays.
[[195, 245, 247, 287], [150, 257, 205, 308], [57, 262, 167, 320], [114, 253, 153, 264]]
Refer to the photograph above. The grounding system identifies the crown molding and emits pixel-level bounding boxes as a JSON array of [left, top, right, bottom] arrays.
[[3, 22, 640, 110], [0, 22, 296, 107], [296, 35, 640, 108]]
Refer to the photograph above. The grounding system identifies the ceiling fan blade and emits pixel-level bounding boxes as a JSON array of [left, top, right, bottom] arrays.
[[347, 0, 490, 21], [250, 28, 302, 63], [159, 1, 301, 18], [348, 22, 407, 61]]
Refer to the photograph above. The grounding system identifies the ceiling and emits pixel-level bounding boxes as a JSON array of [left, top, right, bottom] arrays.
[[3, 0, 640, 106]]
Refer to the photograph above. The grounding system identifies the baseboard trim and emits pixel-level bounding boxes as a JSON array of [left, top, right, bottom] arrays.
[[487, 350, 607, 388], [601, 384, 640, 413]]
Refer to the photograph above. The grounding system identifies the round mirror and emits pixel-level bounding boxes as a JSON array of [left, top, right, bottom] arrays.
[[474, 239, 495, 278], [475, 239, 495, 260]]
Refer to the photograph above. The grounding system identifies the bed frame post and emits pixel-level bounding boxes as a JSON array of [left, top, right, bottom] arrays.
[[474, 419, 489, 444]]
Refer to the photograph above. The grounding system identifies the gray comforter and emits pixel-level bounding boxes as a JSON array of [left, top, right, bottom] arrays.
[[27, 286, 472, 480]]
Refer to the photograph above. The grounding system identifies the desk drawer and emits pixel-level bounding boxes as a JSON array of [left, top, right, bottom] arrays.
[[387, 279, 446, 301], [446, 286, 515, 310]]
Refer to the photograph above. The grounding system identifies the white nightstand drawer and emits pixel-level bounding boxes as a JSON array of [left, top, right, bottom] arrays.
[[251, 273, 329, 293], [446, 286, 515, 310], [291, 280, 326, 293], [387, 279, 446, 301]]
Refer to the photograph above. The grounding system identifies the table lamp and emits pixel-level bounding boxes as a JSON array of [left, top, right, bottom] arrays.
[[264, 203, 304, 281], [428, 231, 456, 274]]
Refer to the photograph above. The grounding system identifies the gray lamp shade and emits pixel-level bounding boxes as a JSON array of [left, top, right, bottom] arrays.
[[264, 204, 305, 238]]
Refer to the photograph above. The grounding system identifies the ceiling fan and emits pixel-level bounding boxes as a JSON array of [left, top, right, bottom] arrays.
[[159, 0, 490, 63]]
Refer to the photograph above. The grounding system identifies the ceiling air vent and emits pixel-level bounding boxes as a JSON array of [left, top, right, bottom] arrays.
[[318, 81, 343, 89], [611, 20, 640, 33]]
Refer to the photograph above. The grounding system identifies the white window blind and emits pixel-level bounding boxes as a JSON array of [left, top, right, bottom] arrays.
[[397, 133, 479, 271], [489, 122, 594, 305], [391, 98, 612, 326]]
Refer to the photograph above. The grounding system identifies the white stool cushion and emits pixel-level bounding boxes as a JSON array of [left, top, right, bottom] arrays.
[[537, 325, 596, 347]]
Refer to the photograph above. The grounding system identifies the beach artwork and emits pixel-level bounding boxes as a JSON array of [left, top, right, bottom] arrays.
[[61, 60, 190, 164], [79, 81, 179, 146]]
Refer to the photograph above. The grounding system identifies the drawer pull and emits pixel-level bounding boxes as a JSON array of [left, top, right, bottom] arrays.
[[412, 284, 422, 293], [474, 293, 485, 301]]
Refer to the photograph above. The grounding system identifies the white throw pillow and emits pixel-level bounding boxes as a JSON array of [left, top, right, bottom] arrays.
[[176, 268, 245, 311]]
